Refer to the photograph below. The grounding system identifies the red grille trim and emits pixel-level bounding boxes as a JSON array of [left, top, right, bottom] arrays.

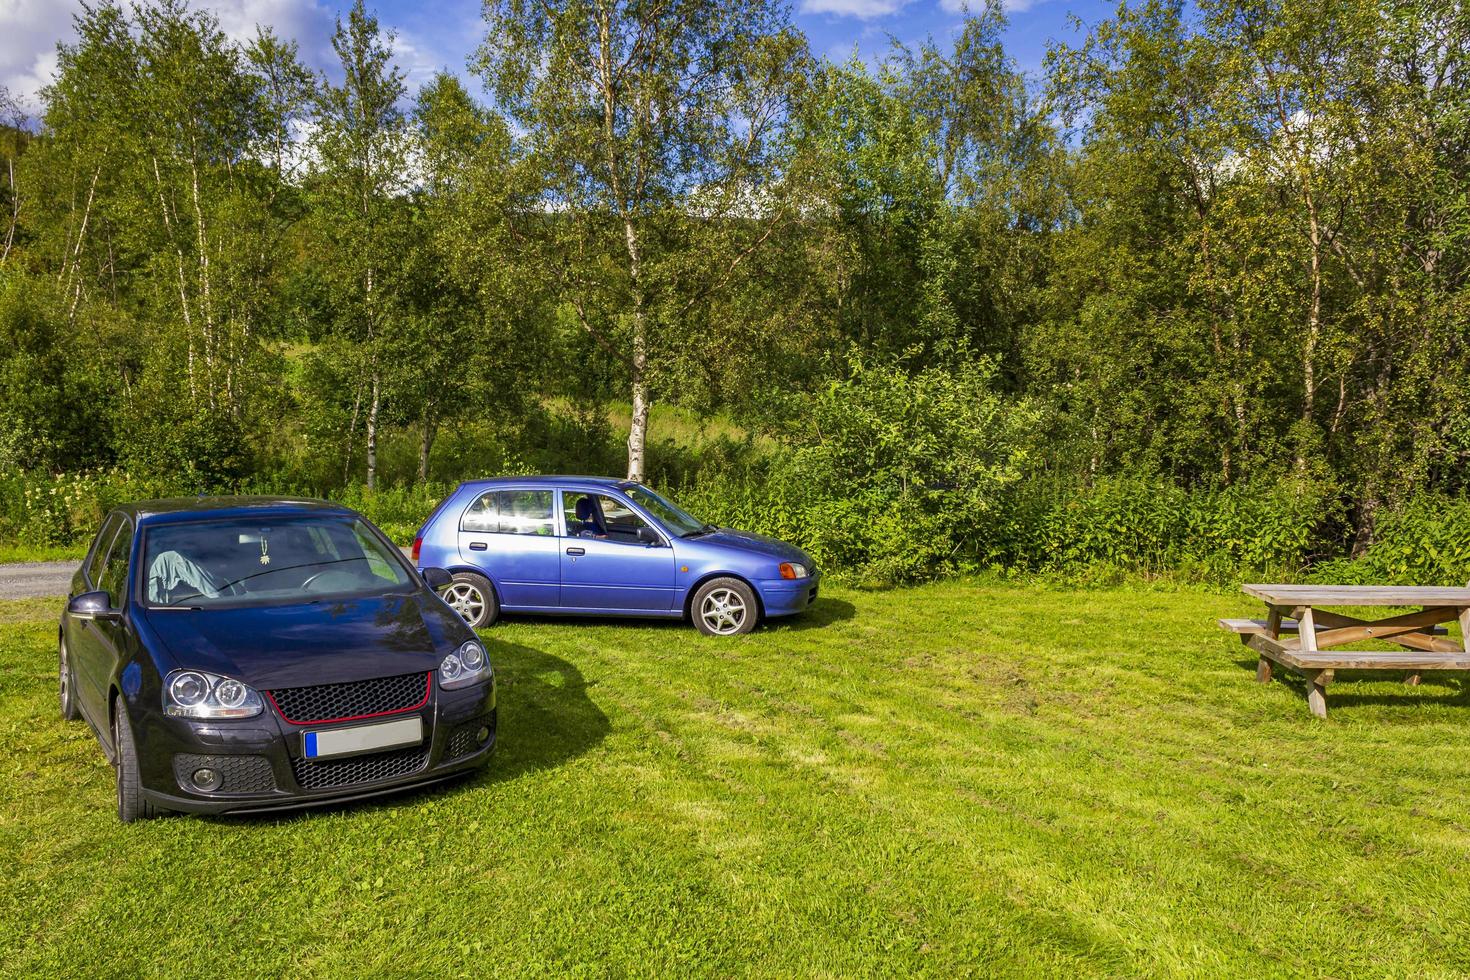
[[266, 672, 432, 726]]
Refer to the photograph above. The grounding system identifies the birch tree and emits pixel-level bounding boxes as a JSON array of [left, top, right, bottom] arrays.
[[310, 0, 409, 491], [477, 0, 806, 480]]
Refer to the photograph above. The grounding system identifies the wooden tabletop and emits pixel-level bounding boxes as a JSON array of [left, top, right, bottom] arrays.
[[1243, 584, 1470, 607]]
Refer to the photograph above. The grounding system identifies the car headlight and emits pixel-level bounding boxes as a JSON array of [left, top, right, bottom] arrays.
[[440, 640, 492, 690], [163, 669, 263, 719], [779, 562, 808, 580]]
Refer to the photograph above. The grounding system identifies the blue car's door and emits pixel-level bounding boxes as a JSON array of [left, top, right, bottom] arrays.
[[558, 491, 677, 611], [457, 488, 560, 609]]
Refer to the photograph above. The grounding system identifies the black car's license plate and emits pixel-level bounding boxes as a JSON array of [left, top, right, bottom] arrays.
[[303, 716, 422, 758]]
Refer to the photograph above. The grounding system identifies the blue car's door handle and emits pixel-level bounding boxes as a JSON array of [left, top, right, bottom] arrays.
[[468, 541, 488, 551], [566, 547, 585, 556]]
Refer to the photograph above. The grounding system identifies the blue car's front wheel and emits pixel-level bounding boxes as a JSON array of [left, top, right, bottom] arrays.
[[692, 578, 758, 636]]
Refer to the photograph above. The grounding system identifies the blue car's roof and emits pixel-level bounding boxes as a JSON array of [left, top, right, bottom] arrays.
[[457, 475, 635, 492], [123, 497, 356, 526]]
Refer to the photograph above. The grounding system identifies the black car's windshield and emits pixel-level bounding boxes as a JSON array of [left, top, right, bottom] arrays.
[[143, 515, 414, 608], [622, 485, 709, 537]]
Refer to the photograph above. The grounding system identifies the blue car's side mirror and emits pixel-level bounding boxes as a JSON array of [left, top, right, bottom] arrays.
[[421, 567, 453, 590], [638, 527, 662, 547], [68, 590, 121, 622]]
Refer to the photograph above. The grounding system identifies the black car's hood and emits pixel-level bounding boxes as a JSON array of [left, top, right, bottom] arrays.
[[143, 592, 465, 690]]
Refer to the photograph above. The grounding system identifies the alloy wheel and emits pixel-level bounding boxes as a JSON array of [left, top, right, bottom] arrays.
[[699, 588, 747, 635], [444, 582, 486, 625]]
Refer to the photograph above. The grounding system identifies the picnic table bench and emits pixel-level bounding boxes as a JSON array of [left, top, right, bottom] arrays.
[[1221, 584, 1470, 718]]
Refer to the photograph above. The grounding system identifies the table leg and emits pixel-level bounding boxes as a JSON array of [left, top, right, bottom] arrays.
[[1299, 606, 1318, 651], [1304, 668, 1331, 719], [1257, 606, 1282, 683]]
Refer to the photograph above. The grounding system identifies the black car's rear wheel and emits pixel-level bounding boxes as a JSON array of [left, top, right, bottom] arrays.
[[59, 637, 80, 721], [441, 571, 498, 629], [692, 577, 758, 636], [114, 705, 162, 823]]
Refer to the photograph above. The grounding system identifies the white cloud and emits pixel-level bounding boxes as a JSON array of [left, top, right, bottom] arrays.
[[0, 0, 468, 119], [0, 0, 77, 111], [799, 0, 911, 20]]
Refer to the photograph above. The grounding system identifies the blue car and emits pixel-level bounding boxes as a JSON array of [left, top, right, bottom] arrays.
[[412, 477, 819, 635]]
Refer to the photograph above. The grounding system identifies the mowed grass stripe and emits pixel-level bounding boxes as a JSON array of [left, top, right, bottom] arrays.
[[2, 582, 1469, 975]]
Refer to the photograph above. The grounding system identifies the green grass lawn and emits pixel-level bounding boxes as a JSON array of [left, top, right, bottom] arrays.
[[3, 581, 1470, 975]]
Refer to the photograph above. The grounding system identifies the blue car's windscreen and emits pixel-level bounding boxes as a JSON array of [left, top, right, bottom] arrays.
[[143, 516, 413, 607], [623, 485, 707, 537]]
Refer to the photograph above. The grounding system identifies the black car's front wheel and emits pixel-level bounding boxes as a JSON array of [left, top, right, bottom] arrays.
[[692, 577, 758, 636], [441, 571, 499, 629], [113, 705, 162, 823], [59, 637, 80, 721]]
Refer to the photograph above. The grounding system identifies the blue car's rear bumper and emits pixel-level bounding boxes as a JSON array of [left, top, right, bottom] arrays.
[[757, 574, 820, 618]]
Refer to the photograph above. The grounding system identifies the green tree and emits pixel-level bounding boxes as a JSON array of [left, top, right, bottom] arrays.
[[309, 0, 410, 490], [477, 0, 807, 480]]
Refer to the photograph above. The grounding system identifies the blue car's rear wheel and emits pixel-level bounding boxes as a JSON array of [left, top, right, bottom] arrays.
[[692, 577, 757, 636], [442, 572, 498, 629]]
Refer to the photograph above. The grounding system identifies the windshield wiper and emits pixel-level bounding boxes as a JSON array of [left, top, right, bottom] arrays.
[[682, 524, 720, 538], [163, 556, 371, 606]]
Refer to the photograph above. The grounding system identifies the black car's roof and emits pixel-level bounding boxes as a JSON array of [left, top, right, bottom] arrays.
[[117, 496, 356, 526]]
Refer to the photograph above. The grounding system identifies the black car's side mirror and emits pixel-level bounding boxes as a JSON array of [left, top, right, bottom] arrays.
[[68, 590, 121, 622], [637, 527, 662, 547], [421, 567, 453, 591]]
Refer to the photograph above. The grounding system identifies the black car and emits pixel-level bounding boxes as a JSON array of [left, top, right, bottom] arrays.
[[58, 497, 497, 821]]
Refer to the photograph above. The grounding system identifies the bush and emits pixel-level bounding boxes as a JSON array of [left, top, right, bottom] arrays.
[[1314, 496, 1470, 586], [677, 356, 1037, 583], [988, 476, 1336, 582]]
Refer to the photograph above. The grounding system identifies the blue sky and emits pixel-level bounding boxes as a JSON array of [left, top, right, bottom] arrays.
[[0, 0, 1118, 113]]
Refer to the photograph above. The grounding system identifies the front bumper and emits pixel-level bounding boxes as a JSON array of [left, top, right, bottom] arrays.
[[132, 676, 497, 816], [757, 572, 821, 618]]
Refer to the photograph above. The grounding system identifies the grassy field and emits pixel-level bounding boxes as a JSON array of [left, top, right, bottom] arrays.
[[3, 580, 1470, 975]]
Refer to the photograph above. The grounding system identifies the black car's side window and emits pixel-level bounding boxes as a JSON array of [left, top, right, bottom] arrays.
[[85, 515, 123, 588], [460, 491, 554, 536], [97, 521, 133, 603]]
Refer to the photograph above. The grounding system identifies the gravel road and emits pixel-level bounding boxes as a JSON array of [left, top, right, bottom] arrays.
[[0, 561, 77, 599]]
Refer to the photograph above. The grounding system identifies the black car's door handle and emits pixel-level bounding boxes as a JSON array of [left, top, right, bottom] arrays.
[[468, 541, 488, 551], [566, 547, 585, 556]]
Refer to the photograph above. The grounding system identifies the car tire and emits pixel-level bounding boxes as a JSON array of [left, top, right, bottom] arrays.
[[441, 571, 499, 629], [114, 705, 161, 823], [59, 637, 80, 721], [691, 577, 758, 637]]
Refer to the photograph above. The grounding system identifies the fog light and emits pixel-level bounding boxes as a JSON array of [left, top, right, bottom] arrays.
[[476, 726, 490, 744], [192, 767, 222, 792]]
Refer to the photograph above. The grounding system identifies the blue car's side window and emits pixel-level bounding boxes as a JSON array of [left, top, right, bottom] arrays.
[[461, 490, 555, 537], [461, 492, 499, 533]]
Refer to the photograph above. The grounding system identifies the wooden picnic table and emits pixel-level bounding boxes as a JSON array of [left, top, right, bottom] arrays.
[[1219, 584, 1470, 718]]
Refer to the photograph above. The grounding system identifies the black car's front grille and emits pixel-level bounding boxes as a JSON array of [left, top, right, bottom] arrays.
[[267, 672, 430, 724], [291, 745, 430, 791], [172, 753, 276, 794]]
